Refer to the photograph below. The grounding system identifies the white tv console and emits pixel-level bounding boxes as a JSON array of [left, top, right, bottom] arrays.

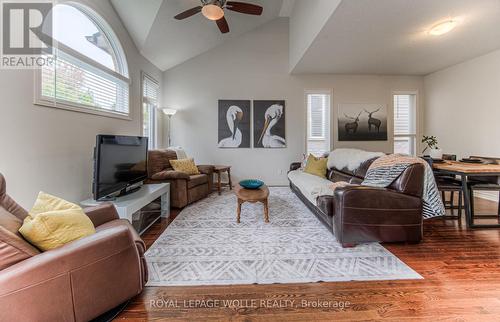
[[81, 183, 170, 235]]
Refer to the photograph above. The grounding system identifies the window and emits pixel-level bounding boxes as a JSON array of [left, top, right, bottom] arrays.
[[306, 91, 331, 156], [36, 3, 130, 118], [393, 93, 417, 155], [142, 74, 159, 149]]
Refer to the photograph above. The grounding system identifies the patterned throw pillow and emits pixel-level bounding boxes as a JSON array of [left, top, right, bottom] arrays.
[[170, 158, 200, 175]]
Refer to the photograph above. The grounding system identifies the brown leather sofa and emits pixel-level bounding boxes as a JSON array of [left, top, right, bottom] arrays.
[[289, 158, 424, 247], [0, 173, 147, 322], [146, 150, 214, 208]]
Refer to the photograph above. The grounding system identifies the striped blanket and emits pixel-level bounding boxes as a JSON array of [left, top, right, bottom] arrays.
[[362, 154, 445, 219]]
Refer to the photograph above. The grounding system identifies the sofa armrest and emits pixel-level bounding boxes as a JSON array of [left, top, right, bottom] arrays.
[[0, 225, 141, 321], [332, 185, 423, 244], [289, 162, 302, 172], [197, 165, 215, 175], [151, 170, 189, 180], [334, 185, 422, 211], [84, 203, 119, 227]]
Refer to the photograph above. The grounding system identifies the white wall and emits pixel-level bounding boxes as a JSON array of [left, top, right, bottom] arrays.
[[162, 19, 424, 186], [288, 0, 340, 72], [424, 49, 500, 159], [0, 0, 162, 207]]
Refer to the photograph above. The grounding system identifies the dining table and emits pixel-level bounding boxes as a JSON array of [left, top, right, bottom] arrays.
[[432, 161, 500, 228]]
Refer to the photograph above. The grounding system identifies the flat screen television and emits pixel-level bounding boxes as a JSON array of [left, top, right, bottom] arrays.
[[93, 135, 148, 201]]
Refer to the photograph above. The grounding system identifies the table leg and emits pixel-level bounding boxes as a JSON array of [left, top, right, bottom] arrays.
[[160, 192, 170, 219], [263, 199, 269, 223], [228, 168, 232, 190], [217, 171, 222, 195], [461, 175, 472, 228], [237, 199, 242, 223]]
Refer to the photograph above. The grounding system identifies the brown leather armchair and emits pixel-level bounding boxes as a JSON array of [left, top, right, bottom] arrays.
[[0, 173, 147, 322], [146, 149, 214, 208]]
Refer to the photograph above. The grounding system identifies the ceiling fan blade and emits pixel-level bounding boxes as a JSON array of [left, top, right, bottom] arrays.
[[216, 17, 230, 33], [225, 1, 263, 15], [174, 6, 202, 20]]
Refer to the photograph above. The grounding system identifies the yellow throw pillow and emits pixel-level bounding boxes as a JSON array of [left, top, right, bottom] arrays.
[[170, 158, 200, 175], [304, 154, 328, 178], [19, 192, 95, 251]]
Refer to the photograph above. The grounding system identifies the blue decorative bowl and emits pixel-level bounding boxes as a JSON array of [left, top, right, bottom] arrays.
[[239, 179, 264, 190]]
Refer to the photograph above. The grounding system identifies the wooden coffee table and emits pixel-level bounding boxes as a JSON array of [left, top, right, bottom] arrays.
[[234, 184, 269, 223]]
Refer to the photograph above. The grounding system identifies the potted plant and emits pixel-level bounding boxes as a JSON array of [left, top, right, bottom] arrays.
[[421, 135, 443, 159]]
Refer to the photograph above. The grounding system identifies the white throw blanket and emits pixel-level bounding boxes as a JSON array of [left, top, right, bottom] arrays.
[[168, 146, 188, 159], [327, 148, 384, 171]]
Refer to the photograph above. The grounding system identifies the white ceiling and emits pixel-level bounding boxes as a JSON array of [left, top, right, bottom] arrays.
[[112, 0, 283, 71], [292, 0, 500, 75]]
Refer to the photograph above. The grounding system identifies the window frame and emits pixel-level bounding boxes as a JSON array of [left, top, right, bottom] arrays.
[[33, 2, 131, 120], [392, 90, 418, 156], [305, 89, 332, 156], [141, 72, 160, 149]]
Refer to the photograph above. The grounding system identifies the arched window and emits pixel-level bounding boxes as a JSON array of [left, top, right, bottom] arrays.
[[37, 3, 130, 117]]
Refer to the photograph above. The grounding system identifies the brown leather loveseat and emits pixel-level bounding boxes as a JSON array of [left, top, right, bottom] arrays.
[[0, 173, 147, 322], [289, 158, 424, 247], [146, 150, 214, 208]]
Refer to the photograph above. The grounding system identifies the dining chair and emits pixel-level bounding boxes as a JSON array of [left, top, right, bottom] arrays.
[[429, 154, 463, 219], [468, 156, 500, 219]]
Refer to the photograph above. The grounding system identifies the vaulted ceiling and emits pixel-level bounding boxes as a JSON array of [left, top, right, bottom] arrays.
[[112, 0, 500, 75], [111, 0, 285, 71]]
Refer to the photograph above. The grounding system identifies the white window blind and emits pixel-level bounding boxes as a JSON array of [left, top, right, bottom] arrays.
[[36, 3, 130, 118], [393, 94, 417, 156], [308, 95, 326, 139], [41, 50, 129, 115], [306, 92, 331, 156], [142, 74, 159, 149]]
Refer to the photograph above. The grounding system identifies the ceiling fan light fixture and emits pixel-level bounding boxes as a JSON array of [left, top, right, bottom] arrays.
[[429, 19, 458, 36], [202, 4, 224, 21]]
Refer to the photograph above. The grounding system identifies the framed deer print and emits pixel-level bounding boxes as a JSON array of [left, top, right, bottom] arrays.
[[337, 104, 387, 141]]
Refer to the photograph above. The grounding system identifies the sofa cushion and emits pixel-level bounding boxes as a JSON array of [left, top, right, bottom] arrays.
[[188, 174, 208, 189], [151, 170, 189, 180], [0, 174, 28, 221], [0, 207, 22, 235], [147, 150, 178, 177], [0, 226, 40, 270], [353, 157, 379, 178], [287, 170, 332, 204]]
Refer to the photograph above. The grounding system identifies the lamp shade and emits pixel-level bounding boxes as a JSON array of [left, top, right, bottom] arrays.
[[202, 4, 224, 21], [162, 108, 177, 116]]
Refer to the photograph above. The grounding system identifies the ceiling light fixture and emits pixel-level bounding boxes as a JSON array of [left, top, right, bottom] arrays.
[[202, 4, 224, 21], [429, 20, 458, 36]]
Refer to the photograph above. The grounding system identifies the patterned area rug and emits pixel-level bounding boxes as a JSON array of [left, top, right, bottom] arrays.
[[146, 187, 421, 286]]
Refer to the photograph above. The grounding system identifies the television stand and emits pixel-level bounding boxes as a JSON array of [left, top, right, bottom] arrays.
[[98, 185, 142, 201], [81, 183, 170, 235]]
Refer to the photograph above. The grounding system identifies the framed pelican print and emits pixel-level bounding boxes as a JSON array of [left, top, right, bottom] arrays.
[[218, 100, 251, 148], [253, 100, 286, 148]]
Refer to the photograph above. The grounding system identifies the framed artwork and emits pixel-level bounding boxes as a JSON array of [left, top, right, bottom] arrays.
[[253, 100, 286, 148], [338, 103, 387, 141], [218, 100, 251, 148]]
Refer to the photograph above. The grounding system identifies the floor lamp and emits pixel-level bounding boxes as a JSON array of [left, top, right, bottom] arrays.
[[162, 108, 177, 147]]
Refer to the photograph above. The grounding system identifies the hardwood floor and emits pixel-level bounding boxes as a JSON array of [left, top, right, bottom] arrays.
[[117, 197, 500, 321]]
